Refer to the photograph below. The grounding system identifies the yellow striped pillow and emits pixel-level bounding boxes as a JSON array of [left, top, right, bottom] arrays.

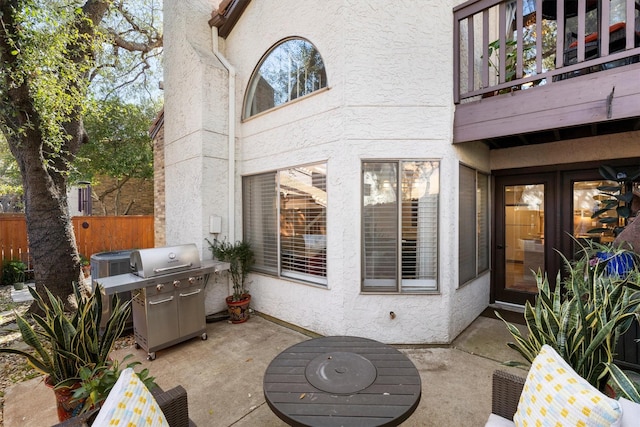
[[513, 345, 622, 427], [92, 367, 169, 427]]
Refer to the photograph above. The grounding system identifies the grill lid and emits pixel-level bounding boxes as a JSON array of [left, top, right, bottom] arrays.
[[130, 244, 202, 278]]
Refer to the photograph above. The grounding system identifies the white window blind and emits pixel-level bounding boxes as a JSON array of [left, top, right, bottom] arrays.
[[243, 164, 327, 285], [362, 162, 398, 291], [458, 165, 490, 286], [459, 165, 477, 285], [243, 172, 278, 274], [279, 166, 327, 284], [362, 161, 439, 292], [477, 172, 489, 273]]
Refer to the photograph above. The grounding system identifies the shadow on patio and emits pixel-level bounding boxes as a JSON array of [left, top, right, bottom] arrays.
[[4, 311, 527, 426]]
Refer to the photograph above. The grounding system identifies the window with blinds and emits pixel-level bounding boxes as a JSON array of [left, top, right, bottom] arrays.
[[458, 165, 489, 286], [243, 163, 327, 285], [362, 160, 439, 292], [243, 172, 278, 275]]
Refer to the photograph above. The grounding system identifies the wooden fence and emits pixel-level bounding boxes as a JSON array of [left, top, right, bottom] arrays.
[[0, 214, 154, 263]]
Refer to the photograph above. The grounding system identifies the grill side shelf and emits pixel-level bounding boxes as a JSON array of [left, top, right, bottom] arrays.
[[94, 260, 230, 295]]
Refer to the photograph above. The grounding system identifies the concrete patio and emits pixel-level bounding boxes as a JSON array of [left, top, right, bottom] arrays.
[[4, 310, 527, 426]]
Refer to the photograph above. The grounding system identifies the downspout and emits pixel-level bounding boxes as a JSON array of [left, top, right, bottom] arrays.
[[211, 28, 236, 241]]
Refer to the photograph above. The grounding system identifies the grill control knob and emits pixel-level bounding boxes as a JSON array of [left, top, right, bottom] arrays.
[[188, 277, 196, 284], [173, 280, 181, 288], [156, 284, 164, 292]]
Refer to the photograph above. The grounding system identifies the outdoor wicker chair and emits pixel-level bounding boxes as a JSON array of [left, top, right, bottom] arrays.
[[490, 370, 526, 420], [51, 384, 195, 427]]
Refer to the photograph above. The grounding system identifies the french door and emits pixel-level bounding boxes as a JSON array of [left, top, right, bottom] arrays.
[[493, 166, 622, 306], [493, 173, 557, 305]]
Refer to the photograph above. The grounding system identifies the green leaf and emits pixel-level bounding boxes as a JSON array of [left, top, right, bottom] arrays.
[[598, 165, 619, 181], [605, 363, 640, 402]]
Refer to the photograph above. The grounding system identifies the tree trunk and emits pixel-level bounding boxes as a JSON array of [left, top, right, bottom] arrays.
[[10, 134, 82, 309], [0, 0, 112, 309]]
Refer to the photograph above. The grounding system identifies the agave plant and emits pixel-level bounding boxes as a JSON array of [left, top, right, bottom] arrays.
[[0, 282, 131, 388], [497, 240, 640, 400]]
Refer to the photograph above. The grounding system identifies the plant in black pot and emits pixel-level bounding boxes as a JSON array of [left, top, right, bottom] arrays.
[[207, 238, 255, 323]]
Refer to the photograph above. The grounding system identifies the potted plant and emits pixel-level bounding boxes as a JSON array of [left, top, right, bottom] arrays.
[[2, 260, 27, 290], [71, 354, 156, 415], [0, 282, 132, 421], [80, 254, 91, 278], [497, 239, 640, 400], [206, 238, 255, 323]]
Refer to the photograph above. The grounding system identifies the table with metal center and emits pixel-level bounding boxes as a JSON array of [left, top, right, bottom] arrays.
[[263, 336, 422, 426]]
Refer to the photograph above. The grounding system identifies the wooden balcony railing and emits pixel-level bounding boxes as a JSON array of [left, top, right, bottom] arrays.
[[454, 0, 640, 104]]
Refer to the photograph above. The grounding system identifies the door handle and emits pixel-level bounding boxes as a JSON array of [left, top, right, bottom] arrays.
[[149, 296, 174, 305], [179, 289, 202, 298], [497, 245, 504, 249]]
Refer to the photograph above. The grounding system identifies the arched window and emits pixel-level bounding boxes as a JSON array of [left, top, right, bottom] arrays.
[[244, 38, 327, 118]]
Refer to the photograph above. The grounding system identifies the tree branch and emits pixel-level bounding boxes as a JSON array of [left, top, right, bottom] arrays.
[[110, 32, 163, 53]]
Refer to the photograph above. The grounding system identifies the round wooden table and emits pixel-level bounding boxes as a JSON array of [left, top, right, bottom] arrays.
[[263, 336, 421, 426]]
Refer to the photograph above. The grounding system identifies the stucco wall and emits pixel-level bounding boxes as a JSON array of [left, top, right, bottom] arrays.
[[164, 0, 234, 311], [164, 0, 491, 344], [490, 131, 640, 170]]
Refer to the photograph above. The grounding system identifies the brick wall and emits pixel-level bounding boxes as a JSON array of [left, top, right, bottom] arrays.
[[91, 176, 154, 216], [151, 109, 166, 247]]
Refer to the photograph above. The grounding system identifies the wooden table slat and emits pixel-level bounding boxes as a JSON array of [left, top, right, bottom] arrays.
[[290, 415, 396, 427], [273, 402, 413, 417], [264, 336, 421, 426], [266, 391, 419, 406]]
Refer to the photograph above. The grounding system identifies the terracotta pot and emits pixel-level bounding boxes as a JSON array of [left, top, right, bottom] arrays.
[[605, 383, 616, 399], [226, 294, 251, 323], [45, 376, 83, 422]]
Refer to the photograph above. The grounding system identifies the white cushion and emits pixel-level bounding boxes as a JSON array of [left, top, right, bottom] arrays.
[[620, 397, 640, 427], [513, 345, 622, 427], [92, 367, 169, 427], [485, 413, 515, 427]]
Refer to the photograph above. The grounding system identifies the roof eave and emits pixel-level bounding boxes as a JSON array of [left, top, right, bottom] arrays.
[[208, 0, 252, 39]]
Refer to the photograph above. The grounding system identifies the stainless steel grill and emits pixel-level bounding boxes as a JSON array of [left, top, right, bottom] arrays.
[[94, 243, 229, 360]]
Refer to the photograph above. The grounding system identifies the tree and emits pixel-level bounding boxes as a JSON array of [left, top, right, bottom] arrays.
[[0, 134, 23, 212], [0, 0, 162, 307], [72, 98, 157, 215]]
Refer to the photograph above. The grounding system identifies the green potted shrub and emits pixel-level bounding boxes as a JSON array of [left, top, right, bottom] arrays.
[[206, 238, 255, 323], [71, 354, 156, 415], [80, 254, 91, 278], [497, 239, 640, 401], [0, 282, 133, 421], [2, 260, 27, 290]]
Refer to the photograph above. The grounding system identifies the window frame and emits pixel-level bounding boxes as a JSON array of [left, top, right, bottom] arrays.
[[242, 37, 328, 119], [242, 162, 328, 287], [458, 164, 490, 287], [361, 159, 440, 294]]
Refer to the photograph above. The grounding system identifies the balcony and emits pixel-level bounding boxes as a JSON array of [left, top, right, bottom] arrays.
[[453, 0, 640, 147]]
